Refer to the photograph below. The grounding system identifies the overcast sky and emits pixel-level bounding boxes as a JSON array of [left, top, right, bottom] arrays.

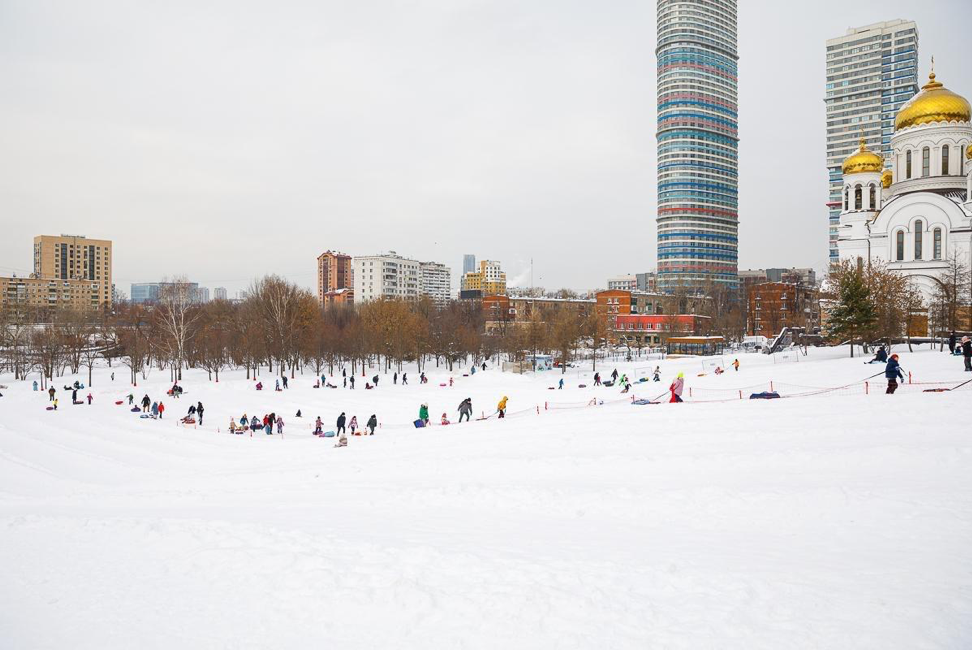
[[2, 0, 970, 295]]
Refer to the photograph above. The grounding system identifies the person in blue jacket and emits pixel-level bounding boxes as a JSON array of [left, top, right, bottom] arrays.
[[885, 353, 904, 394]]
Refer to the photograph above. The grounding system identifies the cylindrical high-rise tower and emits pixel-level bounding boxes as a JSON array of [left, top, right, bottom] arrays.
[[656, 0, 738, 292]]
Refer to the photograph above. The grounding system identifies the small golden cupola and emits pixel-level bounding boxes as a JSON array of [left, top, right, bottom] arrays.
[[895, 69, 971, 131], [842, 137, 884, 175]]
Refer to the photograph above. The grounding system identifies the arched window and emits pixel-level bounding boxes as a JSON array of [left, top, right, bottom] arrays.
[[933, 228, 942, 259], [855, 185, 862, 210], [896, 231, 904, 261], [843, 187, 849, 210], [914, 220, 923, 260], [922, 147, 930, 177], [942, 146, 950, 175], [906, 150, 912, 178], [869, 184, 875, 209]]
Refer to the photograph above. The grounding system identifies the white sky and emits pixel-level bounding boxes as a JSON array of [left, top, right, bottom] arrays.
[[1, 0, 970, 295]]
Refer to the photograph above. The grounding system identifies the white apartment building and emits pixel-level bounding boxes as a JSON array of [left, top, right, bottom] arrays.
[[213, 287, 228, 301], [420, 262, 451, 307], [607, 275, 637, 291], [353, 252, 421, 303], [825, 19, 918, 263]]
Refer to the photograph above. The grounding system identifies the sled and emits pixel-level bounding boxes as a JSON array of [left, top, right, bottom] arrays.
[[130, 407, 141, 413], [323, 430, 336, 438], [115, 400, 123, 405], [139, 414, 156, 419], [45, 406, 54, 411], [578, 384, 587, 388], [749, 391, 781, 400], [922, 388, 949, 392], [413, 419, 426, 428], [181, 417, 197, 425], [602, 380, 614, 387], [631, 399, 657, 405]]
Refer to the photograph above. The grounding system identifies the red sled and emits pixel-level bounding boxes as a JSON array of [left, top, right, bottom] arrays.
[[115, 400, 124, 405]]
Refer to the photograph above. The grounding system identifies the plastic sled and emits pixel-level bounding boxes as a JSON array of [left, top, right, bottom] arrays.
[[323, 430, 336, 438], [631, 399, 656, 405], [602, 380, 614, 387], [139, 414, 156, 419], [45, 406, 54, 411], [749, 391, 781, 400], [414, 419, 425, 428], [439, 383, 447, 387], [115, 400, 123, 405], [130, 407, 141, 412], [578, 384, 587, 388]]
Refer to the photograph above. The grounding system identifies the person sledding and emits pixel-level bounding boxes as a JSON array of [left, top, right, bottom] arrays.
[[458, 398, 472, 422], [669, 372, 685, 403], [885, 353, 904, 394], [335, 431, 348, 448], [870, 345, 888, 364], [497, 396, 508, 419], [314, 416, 324, 435]]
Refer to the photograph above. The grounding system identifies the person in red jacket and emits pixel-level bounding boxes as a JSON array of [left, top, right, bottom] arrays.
[[158, 401, 165, 418], [669, 373, 685, 403]]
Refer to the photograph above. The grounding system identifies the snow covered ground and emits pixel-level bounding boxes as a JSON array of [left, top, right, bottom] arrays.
[[1, 346, 971, 649]]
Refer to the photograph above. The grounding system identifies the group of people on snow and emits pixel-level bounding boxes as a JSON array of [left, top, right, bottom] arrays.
[[232, 412, 282, 435]]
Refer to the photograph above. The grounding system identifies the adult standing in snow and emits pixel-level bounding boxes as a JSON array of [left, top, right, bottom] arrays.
[[481, 362, 486, 371], [151, 402, 159, 417], [669, 373, 685, 403], [497, 396, 508, 419], [372, 374, 379, 387], [197, 402, 205, 425], [366, 414, 377, 435], [593, 372, 601, 386], [72, 388, 78, 404], [282, 375, 288, 389], [458, 397, 472, 422], [558, 378, 564, 389], [611, 369, 619, 382], [393, 372, 398, 385], [48, 386, 56, 401], [141, 394, 151, 412], [948, 331, 957, 354], [336, 412, 346, 435], [33, 380, 38, 391], [350, 376, 355, 390], [402, 373, 408, 385], [418, 403, 429, 426], [885, 353, 904, 393], [961, 336, 972, 372]]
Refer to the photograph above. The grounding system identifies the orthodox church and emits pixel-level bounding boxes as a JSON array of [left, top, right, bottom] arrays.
[[837, 64, 972, 316]]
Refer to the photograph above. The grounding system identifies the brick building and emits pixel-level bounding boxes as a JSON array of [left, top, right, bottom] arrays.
[[748, 282, 820, 338]]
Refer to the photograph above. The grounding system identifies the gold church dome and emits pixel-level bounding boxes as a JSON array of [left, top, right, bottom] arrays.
[[895, 70, 971, 131], [881, 169, 892, 188], [842, 138, 884, 175]]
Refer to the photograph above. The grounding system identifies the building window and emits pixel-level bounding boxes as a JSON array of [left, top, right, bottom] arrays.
[[896, 231, 904, 261], [854, 186, 862, 210], [933, 228, 942, 259], [914, 220, 923, 260], [922, 147, 929, 177], [869, 184, 875, 209], [906, 150, 912, 178], [942, 146, 950, 175]]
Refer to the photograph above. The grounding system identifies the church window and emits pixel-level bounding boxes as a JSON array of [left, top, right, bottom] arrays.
[[843, 187, 848, 210], [922, 148, 930, 177], [933, 228, 942, 260], [905, 151, 912, 178], [896, 231, 904, 261], [914, 220, 923, 260], [869, 185, 875, 209], [941, 146, 950, 175], [854, 186, 862, 210]]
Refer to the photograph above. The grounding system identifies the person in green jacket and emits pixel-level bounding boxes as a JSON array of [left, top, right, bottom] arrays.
[[419, 403, 430, 426]]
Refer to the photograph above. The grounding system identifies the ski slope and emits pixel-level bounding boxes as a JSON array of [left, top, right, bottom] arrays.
[[1, 347, 971, 648]]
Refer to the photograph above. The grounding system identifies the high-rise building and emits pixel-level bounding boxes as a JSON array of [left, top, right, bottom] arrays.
[[353, 252, 420, 303], [461, 260, 507, 295], [420, 262, 452, 307], [317, 250, 354, 306], [462, 254, 476, 275], [33, 234, 113, 306], [656, 0, 739, 292], [213, 287, 228, 301], [195, 287, 210, 303], [130, 283, 161, 304], [825, 20, 918, 263], [130, 282, 201, 304]]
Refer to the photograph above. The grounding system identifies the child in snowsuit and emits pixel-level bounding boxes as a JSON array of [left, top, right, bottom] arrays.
[[349, 416, 358, 435], [653, 367, 661, 382], [885, 354, 904, 393], [497, 396, 508, 418], [276, 417, 284, 434], [669, 373, 684, 403]]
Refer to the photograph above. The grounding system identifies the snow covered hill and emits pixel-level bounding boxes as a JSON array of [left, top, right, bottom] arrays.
[[1, 347, 971, 648]]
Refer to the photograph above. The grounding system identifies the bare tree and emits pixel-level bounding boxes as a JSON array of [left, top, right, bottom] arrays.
[[156, 277, 201, 381]]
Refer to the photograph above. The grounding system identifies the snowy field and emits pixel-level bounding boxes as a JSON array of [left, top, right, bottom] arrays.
[[1, 346, 971, 649]]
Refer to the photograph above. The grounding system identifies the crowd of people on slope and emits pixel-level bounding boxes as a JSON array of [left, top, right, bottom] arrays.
[[230, 412, 283, 435]]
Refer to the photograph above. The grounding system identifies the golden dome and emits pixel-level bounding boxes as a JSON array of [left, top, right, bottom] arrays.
[[881, 169, 892, 188], [842, 137, 884, 175], [894, 71, 971, 131], [967, 143, 972, 160]]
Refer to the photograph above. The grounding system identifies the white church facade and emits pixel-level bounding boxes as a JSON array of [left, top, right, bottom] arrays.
[[837, 67, 972, 320]]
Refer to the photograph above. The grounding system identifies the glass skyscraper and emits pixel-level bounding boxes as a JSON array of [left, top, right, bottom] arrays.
[[825, 20, 918, 264], [656, 0, 738, 292]]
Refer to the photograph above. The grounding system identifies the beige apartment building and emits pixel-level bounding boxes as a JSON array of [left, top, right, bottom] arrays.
[[0, 235, 113, 312]]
